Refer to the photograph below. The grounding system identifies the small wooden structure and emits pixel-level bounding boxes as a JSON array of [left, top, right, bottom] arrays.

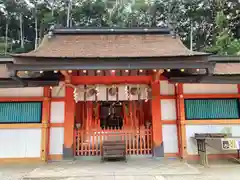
[[101, 140, 126, 162]]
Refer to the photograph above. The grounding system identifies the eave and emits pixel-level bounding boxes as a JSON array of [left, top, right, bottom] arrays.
[[169, 75, 240, 84], [53, 27, 171, 35], [7, 60, 214, 72], [208, 55, 240, 62], [0, 78, 59, 88]]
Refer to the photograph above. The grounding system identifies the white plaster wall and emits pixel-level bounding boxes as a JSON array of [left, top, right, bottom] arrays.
[[98, 85, 107, 101], [0, 129, 41, 158], [50, 102, 65, 123], [183, 84, 238, 94], [118, 85, 128, 101], [51, 84, 65, 97], [77, 85, 85, 101], [160, 81, 175, 95], [0, 87, 43, 97], [49, 127, 64, 155], [186, 125, 240, 155], [163, 125, 178, 153], [161, 99, 177, 120]]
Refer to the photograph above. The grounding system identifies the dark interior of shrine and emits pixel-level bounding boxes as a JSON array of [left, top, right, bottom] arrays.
[[99, 101, 123, 129]]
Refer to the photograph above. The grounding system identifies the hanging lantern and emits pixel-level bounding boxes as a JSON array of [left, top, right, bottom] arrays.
[[130, 87, 139, 96], [86, 88, 97, 98], [109, 86, 117, 96]]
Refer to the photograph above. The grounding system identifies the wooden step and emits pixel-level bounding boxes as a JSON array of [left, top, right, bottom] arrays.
[[102, 140, 126, 162]]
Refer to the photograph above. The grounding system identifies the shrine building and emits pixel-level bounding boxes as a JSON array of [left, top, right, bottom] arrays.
[[0, 27, 240, 162]]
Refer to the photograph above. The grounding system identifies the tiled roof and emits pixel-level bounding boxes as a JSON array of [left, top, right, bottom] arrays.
[[214, 63, 240, 75], [13, 34, 207, 58]]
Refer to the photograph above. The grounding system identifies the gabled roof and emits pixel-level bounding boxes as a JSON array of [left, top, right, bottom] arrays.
[[13, 28, 208, 59]]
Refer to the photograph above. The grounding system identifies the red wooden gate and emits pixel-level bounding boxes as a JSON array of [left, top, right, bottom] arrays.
[[74, 127, 152, 156]]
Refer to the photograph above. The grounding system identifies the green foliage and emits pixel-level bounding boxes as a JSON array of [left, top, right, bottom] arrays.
[[206, 0, 240, 55], [0, 0, 239, 54]]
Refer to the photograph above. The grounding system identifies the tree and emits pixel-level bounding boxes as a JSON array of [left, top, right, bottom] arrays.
[[206, 0, 240, 55], [0, 0, 239, 54]]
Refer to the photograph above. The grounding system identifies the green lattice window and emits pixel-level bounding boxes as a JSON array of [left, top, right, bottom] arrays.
[[0, 102, 42, 123], [185, 99, 240, 120]]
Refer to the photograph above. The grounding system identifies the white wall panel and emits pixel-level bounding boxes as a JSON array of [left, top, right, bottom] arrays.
[[186, 125, 240, 155], [0, 87, 43, 97], [118, 85, 128, 101], [98, 85, 107, 101], [163, 125, 178, 153], [183, 84, 238, 94], [49, 127, 64, 155], [140, 85, 149, 100], [161, 99, 176, 120], [51, 84, 65, 97], [160, 81, 175, 95], [50, 102, 65, 123], [0, 129, 41, 158]]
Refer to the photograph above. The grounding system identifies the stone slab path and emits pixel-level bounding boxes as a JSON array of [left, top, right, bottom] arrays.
[[1, 158, 240, 180]]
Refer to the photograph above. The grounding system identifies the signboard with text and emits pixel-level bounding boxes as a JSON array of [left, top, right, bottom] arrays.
[[221, 138, 240, 150]]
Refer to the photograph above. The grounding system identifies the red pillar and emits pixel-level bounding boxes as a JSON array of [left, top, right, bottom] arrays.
[[175, 83, 186, 159], [63, 87, 75, 159], [151, 81, 164, 157], [41, 87, 51, 162]]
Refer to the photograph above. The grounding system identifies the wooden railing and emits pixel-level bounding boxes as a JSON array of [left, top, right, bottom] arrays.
[[74, 127, 152, 156]]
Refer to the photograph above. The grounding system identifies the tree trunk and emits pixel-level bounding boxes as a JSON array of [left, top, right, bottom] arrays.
[[5, 21, 9, 55], [51, 0, 55, 17], [39, 22, 44, 44], [34, 8, 38, 50], [67, 0, 72, 27], [20, 13, 24, 48]]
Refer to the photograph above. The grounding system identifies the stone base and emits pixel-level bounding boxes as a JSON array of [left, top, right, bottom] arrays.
[[63, 145, 74, 160], [153, 142, 164, 157]]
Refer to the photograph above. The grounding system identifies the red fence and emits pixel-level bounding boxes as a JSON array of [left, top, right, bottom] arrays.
[[74, 127, 152, 156]]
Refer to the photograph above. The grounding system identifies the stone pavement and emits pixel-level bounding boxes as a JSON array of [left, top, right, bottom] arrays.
[[0, 158, 240, 180]]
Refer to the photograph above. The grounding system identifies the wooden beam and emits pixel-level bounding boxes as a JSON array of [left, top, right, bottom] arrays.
[[0, 123, 42, 129], [162, 120, 177, 125], [183, 94, 240, 99], [184, 119, 240, 125], [71, 76, 152, 85], [152, 70, 164, 82], [49, 123, 64, 127], [60, 70, 71, 83], [0, 97, 44, 102]]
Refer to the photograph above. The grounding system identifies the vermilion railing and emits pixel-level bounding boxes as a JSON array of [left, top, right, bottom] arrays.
[[74, 127, 152, 156]]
